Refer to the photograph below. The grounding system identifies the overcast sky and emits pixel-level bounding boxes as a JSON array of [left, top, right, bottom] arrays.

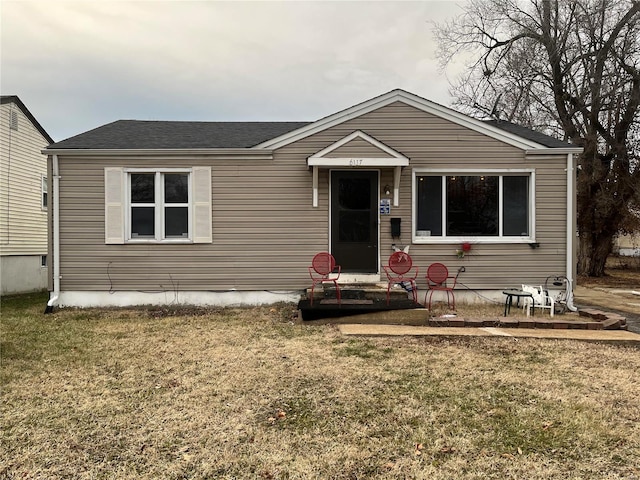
[[2, 1, 467, 142]]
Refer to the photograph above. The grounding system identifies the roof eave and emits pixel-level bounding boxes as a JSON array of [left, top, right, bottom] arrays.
[[525, 147, 584, 155], [42, 148, 274, 158]]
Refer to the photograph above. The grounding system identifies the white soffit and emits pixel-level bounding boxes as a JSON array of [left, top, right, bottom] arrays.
[[307, 130, 409, 167], [255, 89, 547, 151]]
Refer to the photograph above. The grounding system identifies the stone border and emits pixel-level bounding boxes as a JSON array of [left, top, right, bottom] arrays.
[[429, 309, 627, 330]]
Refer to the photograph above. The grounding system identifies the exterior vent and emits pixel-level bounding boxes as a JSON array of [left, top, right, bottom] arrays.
[[10, 110, 18, 130]]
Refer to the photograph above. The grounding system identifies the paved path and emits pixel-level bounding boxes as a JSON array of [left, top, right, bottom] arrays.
[[338, 324, 640, 343], [331, 283, 640, 342], [573, 285, 640, 333]]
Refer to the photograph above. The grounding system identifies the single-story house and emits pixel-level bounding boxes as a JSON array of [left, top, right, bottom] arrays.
[[43, 89, 583, 309]]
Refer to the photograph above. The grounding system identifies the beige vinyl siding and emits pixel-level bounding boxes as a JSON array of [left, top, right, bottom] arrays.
[[325, 136, 392, 158], [57, 156, 327, 291], [0, 102, 49, 255], [56, 101, 568, 293]]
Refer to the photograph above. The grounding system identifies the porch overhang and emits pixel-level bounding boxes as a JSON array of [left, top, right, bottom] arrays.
[[306, 130, 409, 207], [308, 162, 406, 207]]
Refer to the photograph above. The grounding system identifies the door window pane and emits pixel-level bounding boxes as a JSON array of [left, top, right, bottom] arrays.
[[338, 178, 371, 242]]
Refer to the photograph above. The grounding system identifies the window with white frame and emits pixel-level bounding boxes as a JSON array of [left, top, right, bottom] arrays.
[[42, 176, 48, 209], [128, 171, 190, 241], [414, 171, 533, 241], [104, 166, 211, 245]]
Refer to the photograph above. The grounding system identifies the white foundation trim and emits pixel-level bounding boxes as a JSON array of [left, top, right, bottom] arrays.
[[57, 290, 302, 308]]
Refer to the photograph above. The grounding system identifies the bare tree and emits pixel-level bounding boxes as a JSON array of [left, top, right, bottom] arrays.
[[435, 0, 640, 276]]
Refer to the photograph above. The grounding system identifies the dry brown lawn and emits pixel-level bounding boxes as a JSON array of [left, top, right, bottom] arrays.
[[1, 292, 639, 479], [578, 256, 640, 289]]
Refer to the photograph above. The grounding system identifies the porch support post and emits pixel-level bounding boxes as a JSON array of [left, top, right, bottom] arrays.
[[312, 165, 318, 207], [393, 166, 401, 206]]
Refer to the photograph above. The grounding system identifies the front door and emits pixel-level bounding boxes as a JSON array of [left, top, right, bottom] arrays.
[[330, 170, 378, 273]]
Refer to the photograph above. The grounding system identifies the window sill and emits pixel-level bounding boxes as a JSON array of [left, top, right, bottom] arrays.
[[125, 239, 193, 244], [412, 237, 536, 245]]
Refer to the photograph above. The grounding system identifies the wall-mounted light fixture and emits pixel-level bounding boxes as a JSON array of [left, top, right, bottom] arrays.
[[383, 184, 391, 195]]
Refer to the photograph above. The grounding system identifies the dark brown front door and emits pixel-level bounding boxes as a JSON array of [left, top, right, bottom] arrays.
[[330, 170, 378, 273]]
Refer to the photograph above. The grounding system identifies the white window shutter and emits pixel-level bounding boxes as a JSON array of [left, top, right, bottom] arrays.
[[192, 166, 212, 243], [104, 167, 124, 244]]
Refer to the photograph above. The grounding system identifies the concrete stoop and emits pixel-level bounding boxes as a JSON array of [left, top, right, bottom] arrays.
[[299, 283, 424, 322]]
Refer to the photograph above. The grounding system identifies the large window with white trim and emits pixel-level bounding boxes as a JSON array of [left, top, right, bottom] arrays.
[[414, 170, 534, 241], [128, 171, 190, 241]]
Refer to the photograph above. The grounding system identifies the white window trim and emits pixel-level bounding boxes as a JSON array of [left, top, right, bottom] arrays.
[[412, 168, 536, 244], [125, 168, 193, 243]]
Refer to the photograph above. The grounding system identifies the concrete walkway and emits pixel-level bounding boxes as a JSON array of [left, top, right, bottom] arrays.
[[573, 285, 640, 333], [338, 323, 640, 343], [331, 283, 640, 343]]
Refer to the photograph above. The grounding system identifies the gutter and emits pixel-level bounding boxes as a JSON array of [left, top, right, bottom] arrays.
[[45, 154, 60, 313], [565, 152, 577, 312], [41, 148, 274, 159]]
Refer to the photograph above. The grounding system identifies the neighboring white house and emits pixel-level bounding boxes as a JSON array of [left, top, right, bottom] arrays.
[[1, 96, 53, 295], [614, 232, 640, 257]]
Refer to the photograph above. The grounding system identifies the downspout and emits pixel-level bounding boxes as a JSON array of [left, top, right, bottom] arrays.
[[565, 152, 577, 312], [45, 154, 60, 313]]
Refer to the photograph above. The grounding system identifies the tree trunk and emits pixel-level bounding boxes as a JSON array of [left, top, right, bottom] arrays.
[[577, 230, 613, 277]]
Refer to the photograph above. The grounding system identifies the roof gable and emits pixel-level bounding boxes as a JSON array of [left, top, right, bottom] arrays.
[[1, 95, 53, 144], [308, 130, 409, 168], [255, 89, 572, 151]]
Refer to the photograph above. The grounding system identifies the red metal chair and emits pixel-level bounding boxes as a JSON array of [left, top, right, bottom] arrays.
[[424, 263, 460, 310], [308, 252, 341, 305], [383, 251, 418, 305]]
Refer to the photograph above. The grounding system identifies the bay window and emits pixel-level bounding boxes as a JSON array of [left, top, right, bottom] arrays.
[[414, 170, 534, 242]]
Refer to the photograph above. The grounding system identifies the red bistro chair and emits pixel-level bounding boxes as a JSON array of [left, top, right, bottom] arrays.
[[424, 263, 460, 311], [383, 251, 419, 305], [308, 252, 341, 306]]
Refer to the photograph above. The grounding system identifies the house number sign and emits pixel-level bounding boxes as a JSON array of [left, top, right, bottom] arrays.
[[380, 198, 391, 215], [349, 159, 363, 167]]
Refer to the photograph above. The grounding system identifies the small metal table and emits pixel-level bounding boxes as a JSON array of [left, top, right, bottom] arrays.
[[502, 289, 534, 316]]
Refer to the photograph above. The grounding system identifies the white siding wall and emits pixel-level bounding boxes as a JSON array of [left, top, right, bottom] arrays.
[[0, 102, 49, 255], [0, 100, 50, 294]]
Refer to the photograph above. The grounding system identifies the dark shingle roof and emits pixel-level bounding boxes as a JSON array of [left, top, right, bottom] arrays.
[[483, 119, 571, 148], [47, 114, 572, 151], [48, 120, 311, 149]]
